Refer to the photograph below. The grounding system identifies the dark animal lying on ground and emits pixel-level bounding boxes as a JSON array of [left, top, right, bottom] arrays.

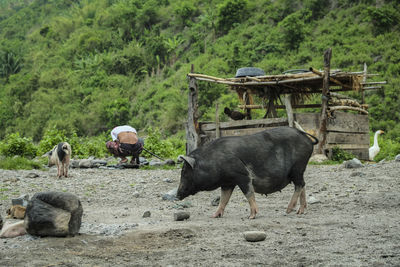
[[46, 142, 72, 178], [177, 127, 318, 219], [224, 107, 245, 120]]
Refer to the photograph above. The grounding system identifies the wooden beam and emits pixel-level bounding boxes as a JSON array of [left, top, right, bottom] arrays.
[[201, 117, 288, 131], [310, 67, 353, 90], [238, 104, 322, 109], [318, 48, 332, 154]]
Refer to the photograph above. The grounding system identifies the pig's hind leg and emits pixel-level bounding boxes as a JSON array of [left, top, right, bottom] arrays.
[[212, 187, 234, 218], [286, 185, 307, 214]]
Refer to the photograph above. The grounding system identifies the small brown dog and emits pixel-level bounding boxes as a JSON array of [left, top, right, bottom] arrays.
[[6, 205, 26, 219]]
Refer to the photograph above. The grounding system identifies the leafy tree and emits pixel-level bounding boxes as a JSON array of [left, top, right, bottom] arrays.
[[278, 10, 311, 50], [217, 0, 248, 34], [363, 4, 399, 34], [0, 51, 22, 83]]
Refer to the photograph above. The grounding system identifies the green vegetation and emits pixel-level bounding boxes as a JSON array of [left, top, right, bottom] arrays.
[[0, 0, 399, 168]]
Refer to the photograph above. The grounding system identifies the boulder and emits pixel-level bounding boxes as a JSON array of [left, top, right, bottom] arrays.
[[344, 158, 363, 169], [24, 191, 83, 237], [395, 154, 400, 162]]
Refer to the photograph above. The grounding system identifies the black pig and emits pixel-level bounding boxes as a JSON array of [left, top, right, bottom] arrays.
[[177, 127, 318, 219]]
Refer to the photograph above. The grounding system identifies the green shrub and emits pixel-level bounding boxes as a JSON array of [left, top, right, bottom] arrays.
[[330, 146, 355, 162], [141, 127, 185, 160], [0, 132, 37, 158]]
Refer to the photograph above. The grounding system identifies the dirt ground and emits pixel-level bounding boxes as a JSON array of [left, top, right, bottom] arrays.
[[0, 160, 399, 267]]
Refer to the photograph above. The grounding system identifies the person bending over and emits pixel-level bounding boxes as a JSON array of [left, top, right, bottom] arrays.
[[106, 125, 144, 165]]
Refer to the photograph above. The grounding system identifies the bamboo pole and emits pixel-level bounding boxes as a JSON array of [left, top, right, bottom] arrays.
[[215, 102, 220, 138]]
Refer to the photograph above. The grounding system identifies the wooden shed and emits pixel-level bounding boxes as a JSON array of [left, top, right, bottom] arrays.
[[185, 49, 386, 160]]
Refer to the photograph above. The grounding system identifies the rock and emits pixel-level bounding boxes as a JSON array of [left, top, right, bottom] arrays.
[[12, 194, 30, 207], [308, 196, 320, 204], [211, 196, 220, 206], [91, 160, 107, 167], [309, 154, 328, 163], [25, 173, 39, 178], [24, 191, 83, 237], [164, 159, 175, 165], [163, 178, 173, 183], [344, 158, 363, 169], [149, 160, 164, 167], [350, 172, 365, 177], [70, 160, 80, 168], [243, 231, 266, 242], [79, 159, 93, 168], [0, 214, 3, 230], [142, 211, 151, 218], [162, 188, 178, 201], [395, 154, 400, 162], [173, 211, 190, 221]]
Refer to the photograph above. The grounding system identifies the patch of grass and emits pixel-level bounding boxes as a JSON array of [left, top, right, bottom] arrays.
[[0, 156, 44, 170]]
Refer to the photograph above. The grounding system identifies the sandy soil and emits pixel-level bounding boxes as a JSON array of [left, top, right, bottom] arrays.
[[0, 160, 399, 267]]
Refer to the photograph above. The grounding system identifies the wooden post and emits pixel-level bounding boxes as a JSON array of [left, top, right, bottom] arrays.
[[215, 102, 220, 138], [318, 48, 332, 154], [186, 64, 200, 155], [362, 63, 367, 104], [284, 94, 294, 127]]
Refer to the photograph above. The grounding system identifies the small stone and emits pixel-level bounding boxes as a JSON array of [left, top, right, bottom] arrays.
[[162, 188, 178, 201], [25, 173, 39, 178], [174, 211, 190, 221], [142, 211, 151, 218], [211, 196, 220, 206], [243, 231, 266, 242], [308, 196, 320, 204]]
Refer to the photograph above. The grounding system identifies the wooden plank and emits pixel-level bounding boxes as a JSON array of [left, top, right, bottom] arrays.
[[201, 118, 287, 131], [326, 132, 369, 145], [325, 144, 369, 149], [294, 113, 320, 135], [326, 112, 369, 133]]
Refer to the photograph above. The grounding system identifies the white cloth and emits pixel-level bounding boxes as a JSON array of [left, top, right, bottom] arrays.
[[111, 125, 137, 141]]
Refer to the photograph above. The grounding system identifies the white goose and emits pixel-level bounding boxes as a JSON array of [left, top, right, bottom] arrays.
[[369, 130, 384, 161]]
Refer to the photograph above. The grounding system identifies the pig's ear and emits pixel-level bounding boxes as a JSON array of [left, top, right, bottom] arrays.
[[179, 155, 196, 169]]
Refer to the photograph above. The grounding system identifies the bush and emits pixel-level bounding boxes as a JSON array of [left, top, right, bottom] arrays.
[[330, 146, 355, 162], [141, 127, 185, 160], [0, 132, 37, 158]]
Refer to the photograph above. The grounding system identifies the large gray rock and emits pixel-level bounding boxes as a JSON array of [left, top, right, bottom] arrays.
[[395, 154, 400, 162], [24, 191, 83, 237], [344, 158, 363, 169]]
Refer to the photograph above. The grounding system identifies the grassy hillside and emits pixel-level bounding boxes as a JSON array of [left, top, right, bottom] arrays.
[[0, 0, 399, 150]]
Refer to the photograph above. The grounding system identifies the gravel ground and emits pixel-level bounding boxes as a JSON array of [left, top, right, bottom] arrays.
[[0, 160, 399, 266]]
